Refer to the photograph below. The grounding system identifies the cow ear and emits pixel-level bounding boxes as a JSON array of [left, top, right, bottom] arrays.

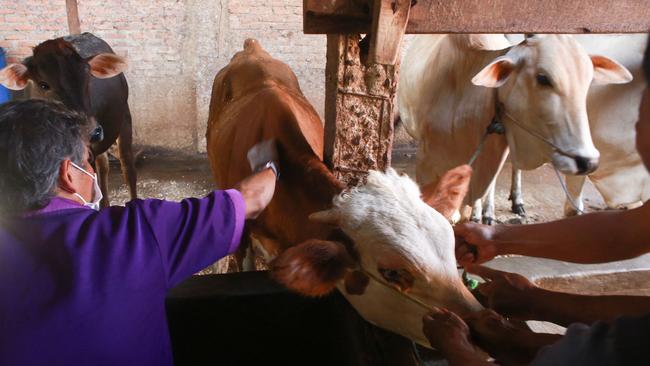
[[87, 53, 128, 79], [0, 63, 29, 90], [590, 55, 633, 85], [421, 164, 472, 220], [270, 240, 352, 297], [472, 56, 517, 88]]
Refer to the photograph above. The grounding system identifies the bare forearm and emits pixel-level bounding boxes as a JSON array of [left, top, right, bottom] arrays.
[[529, 288, 650, 326], [442, 341, 494, 366], [234, 169, 276, 219], [493, 204, 650, 263]]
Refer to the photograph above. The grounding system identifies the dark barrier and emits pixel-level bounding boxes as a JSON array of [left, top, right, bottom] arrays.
[[0, 48, 9, 104], [166, 271, 443, 366]]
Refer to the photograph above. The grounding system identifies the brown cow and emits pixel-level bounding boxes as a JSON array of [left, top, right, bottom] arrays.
[[207, 39, 481, 347], [207, 38, 343, 265]]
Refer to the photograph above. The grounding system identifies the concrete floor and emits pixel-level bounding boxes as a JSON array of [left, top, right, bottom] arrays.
[[106, 149, 650, 310]]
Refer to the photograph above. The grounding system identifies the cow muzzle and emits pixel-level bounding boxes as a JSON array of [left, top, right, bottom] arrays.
[[552, 152, 599, 175]]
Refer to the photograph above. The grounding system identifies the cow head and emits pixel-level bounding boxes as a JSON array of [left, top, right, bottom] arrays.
[[0, 38, 127, 141], [272, 166, 482, 346], [472, 34, 632, 175]]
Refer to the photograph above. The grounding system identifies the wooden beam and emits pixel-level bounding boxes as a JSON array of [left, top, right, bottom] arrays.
[[368, 0, 411, 65], [305, 0, 650, 34], [66, 0, 81, 35]]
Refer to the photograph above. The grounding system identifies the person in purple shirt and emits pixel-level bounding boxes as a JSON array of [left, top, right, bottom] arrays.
[[0, 100, 278, 366]]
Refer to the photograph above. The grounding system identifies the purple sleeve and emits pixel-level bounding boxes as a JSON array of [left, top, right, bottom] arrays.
[[131, 189, 246, 287]]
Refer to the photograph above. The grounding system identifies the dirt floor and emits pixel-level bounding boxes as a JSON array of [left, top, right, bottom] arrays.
[[106, 148, 606, 224]]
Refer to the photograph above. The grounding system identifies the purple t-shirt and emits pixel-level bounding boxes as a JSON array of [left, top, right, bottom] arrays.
[[0, 190, 245, 366]]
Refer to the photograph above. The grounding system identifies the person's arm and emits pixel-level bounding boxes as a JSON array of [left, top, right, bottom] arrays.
[[467, 265, 650, 327], [456, 203, 650, 265], [527, 289, 650, 327], [240, 138, 279, 219], [422, 309, 495, 366], [234, 168, 276, 219], [463, 309, 561, 365]]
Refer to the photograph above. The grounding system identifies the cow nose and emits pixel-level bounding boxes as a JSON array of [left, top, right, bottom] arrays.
[[574, 156, 598, 175]]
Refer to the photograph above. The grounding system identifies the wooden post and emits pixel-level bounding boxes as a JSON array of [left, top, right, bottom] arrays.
[[66, 0, 81, 35], [324, 33, 398, 187], [369, 0, 411, 65]]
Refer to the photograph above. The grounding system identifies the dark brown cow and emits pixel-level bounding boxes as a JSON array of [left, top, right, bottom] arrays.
[[0, 33, 136, 207]]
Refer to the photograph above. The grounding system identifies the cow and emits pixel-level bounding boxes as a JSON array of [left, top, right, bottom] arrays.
[[509, 34, 650, 216], [207, 39, 481, 347], [398, 34, 633, 223], [0, 32, 136, 207]]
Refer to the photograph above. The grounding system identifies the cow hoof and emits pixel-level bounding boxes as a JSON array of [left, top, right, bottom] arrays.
[[482, 216, 494, 226], [512, 203, 526, 216], [470, 216, 481, 223]]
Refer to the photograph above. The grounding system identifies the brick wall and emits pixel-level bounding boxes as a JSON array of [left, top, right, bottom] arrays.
[[0, 0, 327, 152]]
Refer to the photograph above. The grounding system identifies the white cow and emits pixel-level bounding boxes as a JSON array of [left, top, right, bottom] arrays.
[[398, 34, 632, 223], [509, 34, 650, 216], [272, 166, 482, 347]]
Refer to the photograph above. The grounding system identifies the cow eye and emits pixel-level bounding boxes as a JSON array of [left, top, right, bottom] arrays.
[[38, 81, 50, 91], [536, 74, 553, 87], [378, 267, 415, 292]]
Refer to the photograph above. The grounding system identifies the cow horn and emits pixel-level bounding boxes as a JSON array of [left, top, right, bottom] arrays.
[[309, 209, 341, 226]]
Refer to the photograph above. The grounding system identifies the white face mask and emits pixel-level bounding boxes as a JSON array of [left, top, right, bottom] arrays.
[[70, 161, 103, 211]]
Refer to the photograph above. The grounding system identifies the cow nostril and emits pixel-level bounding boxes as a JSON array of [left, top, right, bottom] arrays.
[[574, 156, 598, 175]]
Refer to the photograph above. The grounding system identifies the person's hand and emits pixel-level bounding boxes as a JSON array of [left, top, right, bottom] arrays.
[[423, 307, 471, 350], [454, 223, 498, 265], [466, 265, 539, 320], [464, 309, 540, 365], [422, 308, 492, 365], [247, 139, 279, 176]]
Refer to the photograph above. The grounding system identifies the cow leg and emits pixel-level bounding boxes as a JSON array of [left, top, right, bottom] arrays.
[[95, 152, 110, 208], [241, 241, 257, 271], [564, 175, 586, 216], [509, 168, 526, 216], [234, 228, 253, 271], [117, 110, 138, 201], [482, 182, 496, 225], [470, 198, 482, 223]]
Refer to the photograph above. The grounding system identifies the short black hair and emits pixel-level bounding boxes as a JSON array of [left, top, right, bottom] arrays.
[[0, 100, 90, 215]]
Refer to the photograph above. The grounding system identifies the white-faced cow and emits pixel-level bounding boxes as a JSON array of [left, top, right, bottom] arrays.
[[0, 33, 136, 207], [398, 34, 632, 223], [207, 39, 481, 346], [509, 34, 650, 216]]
